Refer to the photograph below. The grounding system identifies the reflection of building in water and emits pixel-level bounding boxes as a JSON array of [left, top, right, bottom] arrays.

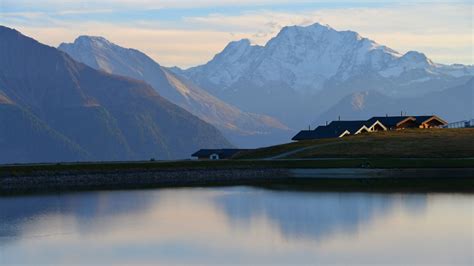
[[215, 190, 428, 242]]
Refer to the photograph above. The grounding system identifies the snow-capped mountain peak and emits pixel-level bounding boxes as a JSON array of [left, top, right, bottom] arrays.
[[60, 35, 158, 76], [214, 38, 255, 64], [184, 22, 409, 93], [176, 22, 473, 128], [182, 22, 472, 93], [74, 35, 112, 47]]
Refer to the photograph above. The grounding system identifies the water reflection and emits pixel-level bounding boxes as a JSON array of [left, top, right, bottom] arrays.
[[215, 189, 427, 241], [0, 191, 156, 241], [0, 188, 472, 265]]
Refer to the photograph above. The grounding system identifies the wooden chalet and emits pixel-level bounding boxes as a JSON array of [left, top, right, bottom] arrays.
[[326, 120, 388, 134], [367, 116, 417, 130], [291, 125, 350, 141], [367, 115, 447, 130], [292, 115, 447, 141], [413, 115, 447, 128]]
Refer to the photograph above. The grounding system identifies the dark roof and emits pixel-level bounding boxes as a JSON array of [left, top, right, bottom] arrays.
[[291, 130, 314, 141], [292, 125, 349, 141], [412, 115, 447, 125], [191, 149, 249, 158], [368, 115, 447, 127], [326, 120, 370, 134], [293, 114, 447, 141], [367, 116, 413, 127], [412, 116, 434, 122]]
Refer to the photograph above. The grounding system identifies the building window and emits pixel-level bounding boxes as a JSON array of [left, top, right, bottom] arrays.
[[210, 154, 220, 160]]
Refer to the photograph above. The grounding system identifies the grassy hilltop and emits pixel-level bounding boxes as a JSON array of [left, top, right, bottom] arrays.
[[1, 128, 473, 176], [236, 128, 474, 159], [1, 128, 473, 195]]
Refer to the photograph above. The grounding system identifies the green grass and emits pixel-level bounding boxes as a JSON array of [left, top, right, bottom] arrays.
[[1, 128, 473, 177], [1, 158, 473, 178], [235, 138, 339, 159], [236, 128, 474, 159]]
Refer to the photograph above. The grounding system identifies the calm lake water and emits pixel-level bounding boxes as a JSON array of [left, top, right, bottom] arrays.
[[0, 187, 472, 265]]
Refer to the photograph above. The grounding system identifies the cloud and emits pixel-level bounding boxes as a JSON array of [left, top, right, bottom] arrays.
[[1, 2, 472, 67], [181, 3, 473, 65], [0, 0, 323, 11], [13, 23, 248, 67]]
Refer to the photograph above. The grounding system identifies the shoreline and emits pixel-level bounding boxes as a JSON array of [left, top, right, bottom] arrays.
[[1, 159, 473, 195]]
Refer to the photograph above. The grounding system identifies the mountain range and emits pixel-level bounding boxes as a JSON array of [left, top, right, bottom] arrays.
[[0, 26, 230, 163], [1, 22, 473, 163], [175, 23, 473, 128], [58, 37, 290, 147]]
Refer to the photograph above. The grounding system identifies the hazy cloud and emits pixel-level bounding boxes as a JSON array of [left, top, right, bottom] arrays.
[[1, 2, 471, 67]]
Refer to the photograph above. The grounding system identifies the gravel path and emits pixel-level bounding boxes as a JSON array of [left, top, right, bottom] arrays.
[[263, 142, 342, 160]]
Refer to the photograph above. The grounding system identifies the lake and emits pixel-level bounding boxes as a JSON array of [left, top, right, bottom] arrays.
[[0, 187, 472, 265]]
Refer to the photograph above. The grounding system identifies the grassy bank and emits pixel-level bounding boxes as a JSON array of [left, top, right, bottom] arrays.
[[236, 128, 474, 159], [1, 129, 473, 195], [1, 159, 473, 195], [1, 158, 474, 178], [1, 161, 473, 195]]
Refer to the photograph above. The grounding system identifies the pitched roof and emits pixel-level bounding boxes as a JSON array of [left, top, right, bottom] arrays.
[[326, 120, 370, 134], [413, 115, 447, 125], [191, 149, 248, 158], [291, 130, 316, 141], [367, 116, 414, 128], [293, 114, 447, 141], [412, 116, 434, 122], [292, 125, 349, 140], [368, 115, 447, 127]]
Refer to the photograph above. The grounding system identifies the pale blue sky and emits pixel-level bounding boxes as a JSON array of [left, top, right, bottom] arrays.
[[1, 0, 472, 67]]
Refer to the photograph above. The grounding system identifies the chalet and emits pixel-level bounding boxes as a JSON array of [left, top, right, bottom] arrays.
[[366, 120, 388, 132], [367, 116, 418, 130], [292, 119, 389, 141], [413, 115, 447, 128], [326, 120, 386, 134], [292, 125, 350, 141], [367, 115, 447, 130], [292, 115, 447, 141], [191, 149, 249, 160]]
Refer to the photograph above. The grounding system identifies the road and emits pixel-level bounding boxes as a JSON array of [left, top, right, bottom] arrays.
[[263, 142, 343, 160]]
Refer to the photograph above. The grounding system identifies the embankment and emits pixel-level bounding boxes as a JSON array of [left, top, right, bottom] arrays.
[[1, 160, 473, 194]]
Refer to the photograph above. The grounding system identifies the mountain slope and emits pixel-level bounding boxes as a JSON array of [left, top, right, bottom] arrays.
[[314, 77, 474, 127], [0, 101, 91, 163], [0, 26, 231, 163], [59, 37, 290, 147], [177, 23, 473, 127]]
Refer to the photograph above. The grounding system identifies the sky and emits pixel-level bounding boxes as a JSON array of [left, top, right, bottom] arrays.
[[0, 0, 472, 68]]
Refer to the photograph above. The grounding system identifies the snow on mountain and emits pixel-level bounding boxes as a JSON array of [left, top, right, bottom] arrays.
[[184, 23, 400, 93], [177, 23, 473, 127], [59, 36, 290, 148], [184, 23, 473, 94]]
